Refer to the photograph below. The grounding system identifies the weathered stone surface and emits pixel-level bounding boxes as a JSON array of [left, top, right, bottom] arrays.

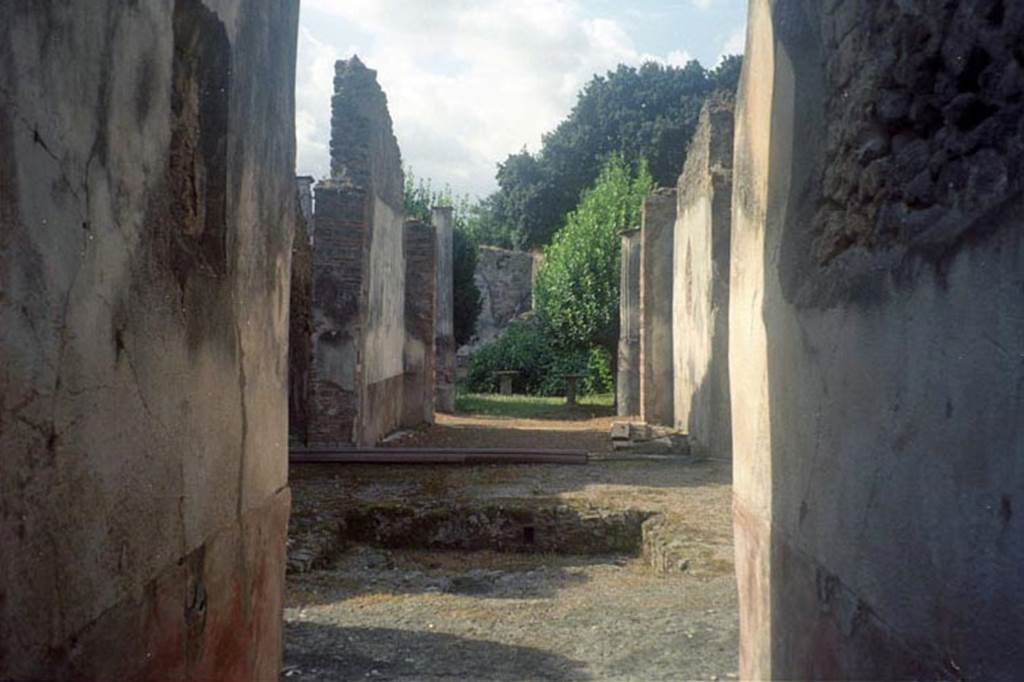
[[403, 219, 436, 427], [470, 245, 540, 347], [433, 206, 456, 413], [732, 1, 1024, 679], [673, 94, 735, 459], [0, 1, 297, 677], [617, 228, 642, 416], [309, 57, 414, 446], [639, 189, 676, 426], [296, 175, 315, 231], [289, 184, 313, 444]]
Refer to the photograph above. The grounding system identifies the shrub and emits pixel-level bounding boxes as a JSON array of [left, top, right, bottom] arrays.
[[534, 154, 653, 356], [465, 319, 614, 396]]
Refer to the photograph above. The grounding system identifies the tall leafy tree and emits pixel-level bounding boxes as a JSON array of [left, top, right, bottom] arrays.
[[481, 57, 742, 249], [534, 154, 654, 357]]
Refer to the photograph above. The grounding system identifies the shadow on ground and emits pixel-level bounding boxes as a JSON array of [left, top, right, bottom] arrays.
[[282, 623, 590, 681]]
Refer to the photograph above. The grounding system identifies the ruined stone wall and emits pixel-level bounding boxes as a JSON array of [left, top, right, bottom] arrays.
[[731, 1, 1024, 679], [672, 95, 734, 458], [639, 189, 676, 426], [433, 206, 456, 413], [403, 219, 436, 427], [617, 229, 641, 416], [471, 246, 539, 347], [289, 190, 313, 444], [309, 57, 409, 446], [0, 2, 298, 678]]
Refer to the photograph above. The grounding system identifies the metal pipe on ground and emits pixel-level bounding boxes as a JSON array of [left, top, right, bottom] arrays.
[[288, 448, 588, 465]]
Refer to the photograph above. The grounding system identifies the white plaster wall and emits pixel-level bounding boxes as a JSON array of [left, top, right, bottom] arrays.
[[364, 196, 406, 384]]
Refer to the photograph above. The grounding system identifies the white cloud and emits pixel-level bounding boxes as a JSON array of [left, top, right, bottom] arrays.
[[718, 24, 746, 63], [691, 0, 714, 9], [295, 0, 702, 198]]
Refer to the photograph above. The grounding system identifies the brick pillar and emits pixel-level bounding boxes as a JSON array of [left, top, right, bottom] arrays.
[[433, 206, 456, 412]]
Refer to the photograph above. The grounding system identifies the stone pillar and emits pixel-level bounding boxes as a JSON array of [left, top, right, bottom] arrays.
[[639, 189, 677, 426], [309, 57, 408, 446], [617, 228, 641, 416], [403, 219, 436, 427], [0, 2, 298, 679], [296, 175, 315, 241], [289, 189, 314, 445], [732, 1, 1024, 679], [672, 94, 735, 458], [433, 206, 456, 412]]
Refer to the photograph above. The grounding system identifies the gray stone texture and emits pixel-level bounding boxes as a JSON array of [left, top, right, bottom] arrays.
[[296, 174, 315, 237], [617, 229, 642, 416], [403, 219, 436, 427], [289, 186, 314, 444], [309, 57, 412, 446], [433, 206, 456, 413], [639, 189, 677, 426], [732, 1, 1024, 679], [672, 94, 735, 459], [0, 1, 298, 678], [471, 246, 540, 347]]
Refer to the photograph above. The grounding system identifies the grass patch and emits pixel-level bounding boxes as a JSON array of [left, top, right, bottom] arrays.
[[456, 392, 614, 420]]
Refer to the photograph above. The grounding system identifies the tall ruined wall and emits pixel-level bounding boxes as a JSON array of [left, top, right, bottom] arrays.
[[0, 2, 298, 679], [309, 57, 408, 446], [471, 246, 539, 347], [433, 206, 456, 413], [731, 1, 1024, 679], [639, 189, 676, 426], [673, 95, 734, 458], [403, 219, 436, 427], [617, 229, 641, 416]]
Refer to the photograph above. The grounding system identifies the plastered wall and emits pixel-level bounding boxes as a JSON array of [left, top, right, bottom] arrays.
[[0, 1, 298, 677], [731, 1, 1024, 678]]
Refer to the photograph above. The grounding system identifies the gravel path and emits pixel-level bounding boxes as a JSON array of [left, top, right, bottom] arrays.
[[284, 413, 738, 681]]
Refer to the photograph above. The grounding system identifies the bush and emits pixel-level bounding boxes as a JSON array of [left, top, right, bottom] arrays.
[[534, 154, 653, 356], [465, 320, 613, 396]]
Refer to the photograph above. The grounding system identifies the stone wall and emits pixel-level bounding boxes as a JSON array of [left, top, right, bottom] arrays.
[[471, 246, 539, 346], [639, 189, 677, 426], [309, 57, 410, 446], [433, 206, 456, 413], [289, 187, 313, 444], [672, 95, 734, 458], [403, 219, 436, 427], [731, 1, 1024, 679], [617, 228, 642, 416], [0, 2, 298, 678]]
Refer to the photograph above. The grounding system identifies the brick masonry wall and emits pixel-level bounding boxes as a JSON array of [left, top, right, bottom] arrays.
[[403, 219, 436, 427]]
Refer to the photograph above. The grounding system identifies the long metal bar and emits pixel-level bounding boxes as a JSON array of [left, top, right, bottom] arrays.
[[288, 448, 588, 465]]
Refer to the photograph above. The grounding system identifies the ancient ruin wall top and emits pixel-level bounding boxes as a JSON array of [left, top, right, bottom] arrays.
[[328, 55, 404, 210]]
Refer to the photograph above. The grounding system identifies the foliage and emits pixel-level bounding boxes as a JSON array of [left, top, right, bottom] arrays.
[[533, 154, 653, 356], [464, 319, 614, 397], [480, 57, 742, 248], [403, 170, 482, 345]]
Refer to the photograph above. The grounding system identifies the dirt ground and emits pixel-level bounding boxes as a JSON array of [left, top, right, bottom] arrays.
[[283, 412, 738, 681]]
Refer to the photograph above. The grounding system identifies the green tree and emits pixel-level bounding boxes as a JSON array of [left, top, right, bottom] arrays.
[[483, 58, 742, 248], [534, 154, 653, 357]]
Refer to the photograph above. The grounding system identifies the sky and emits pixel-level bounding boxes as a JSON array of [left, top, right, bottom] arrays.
[[295, 0, 748, 199]]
